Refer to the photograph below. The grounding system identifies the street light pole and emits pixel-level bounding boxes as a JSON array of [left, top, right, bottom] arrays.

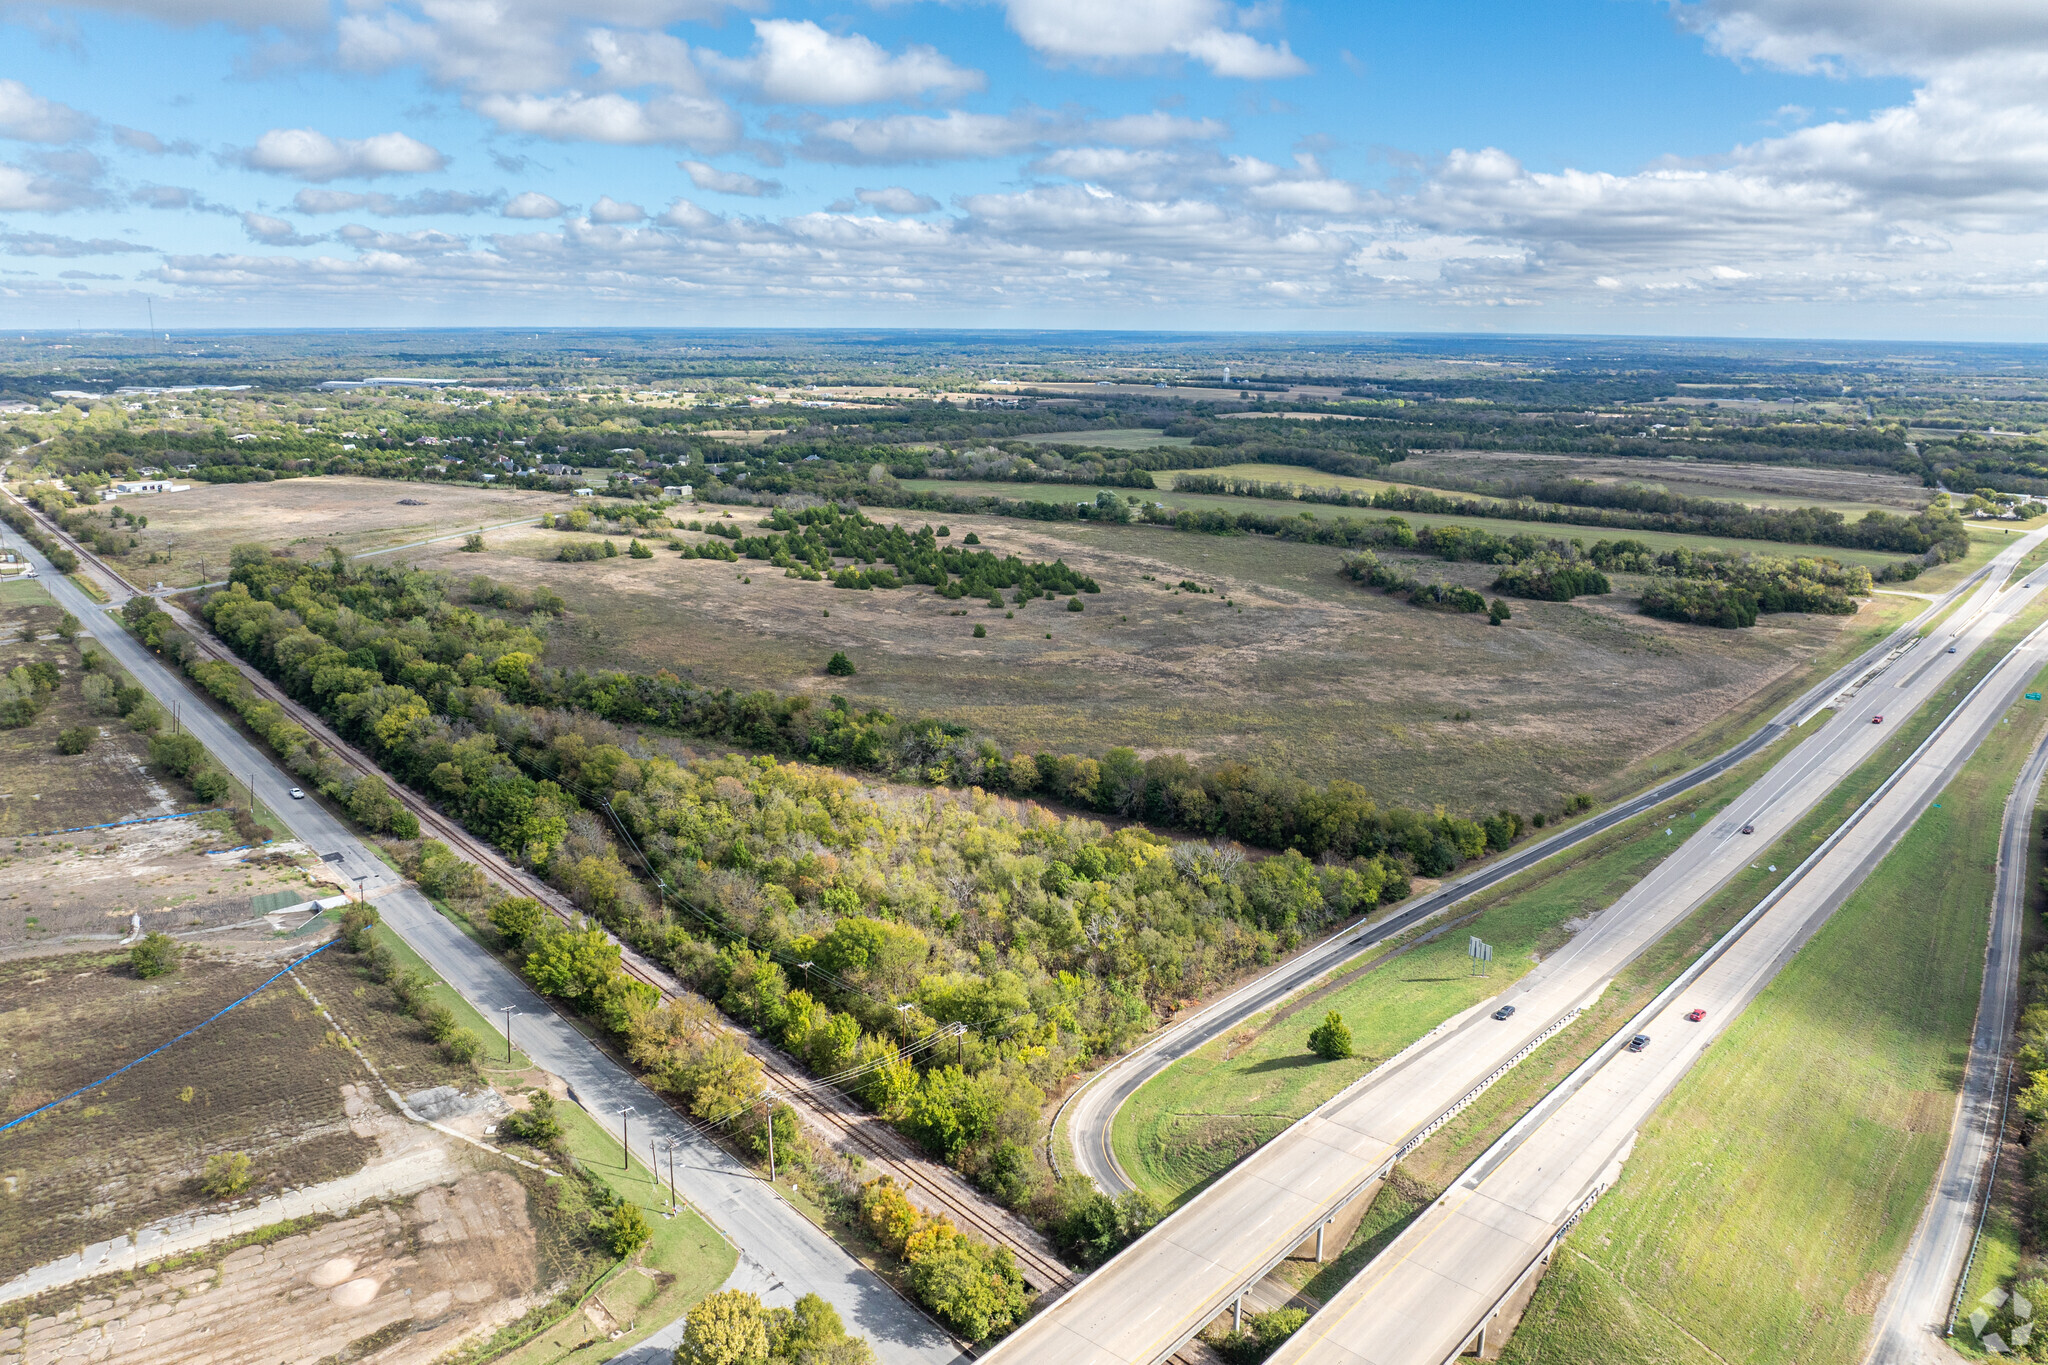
[[618, 1105, 634, 1169], [501, 1005, 519, 1063]]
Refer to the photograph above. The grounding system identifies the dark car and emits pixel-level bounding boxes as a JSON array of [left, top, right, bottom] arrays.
[[1948, 646, 1958, 654], [1685, 1008, 1706, 1022], [1627, 1034, 1651, 1052], [1740, 823, 1754, 834], [1492, 1005, 1517, 1021]]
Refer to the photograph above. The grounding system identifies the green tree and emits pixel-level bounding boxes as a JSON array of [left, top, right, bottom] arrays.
[[147, 730, 206, 777], [825, 652, 856, 677], [906, 1242, 1028, 1342], [676, 1289, 772, 1365], [56, 725, 94, 754], [500, 1090, 564, 1145], [130, 931, 183, 978], [1308, 1009, 1353, 1061], [629, 538, 654, 559], [1488, 598, 1512, 625], [489, 896, 548, 946], [523, 924, 623, 1001]]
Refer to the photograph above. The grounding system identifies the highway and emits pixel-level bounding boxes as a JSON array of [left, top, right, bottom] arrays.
[[1062, 558, 1994, 1196], [987, 527, 2048, 1365], [1863, 695, 2048, 1360], [0, 523, 966, 1365], [1265, 576, 2048, 1365]]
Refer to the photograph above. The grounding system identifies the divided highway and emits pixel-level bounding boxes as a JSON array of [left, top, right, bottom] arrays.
[[1269, 568, 2048, 1365], [990, 526, 2048, 1365], [0, 516, 966, 1365], [1063, 556, 2001, 1196]]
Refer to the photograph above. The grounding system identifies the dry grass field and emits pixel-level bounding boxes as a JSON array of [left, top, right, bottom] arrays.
[[1389, 449, 1932, 514], [415, 508, 1888, 813], [113, 476, 573, 588]]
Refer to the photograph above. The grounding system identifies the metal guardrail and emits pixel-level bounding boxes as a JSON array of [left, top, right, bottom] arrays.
[[1395, 1005, 1586, 1162]]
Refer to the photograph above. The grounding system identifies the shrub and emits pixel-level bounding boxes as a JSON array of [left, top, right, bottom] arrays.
[[602, 1199, 652, 1257], [972, 624, 986, 638], [629, 539, 653, 559], [963, 532, 979, 544], [1307, 1009, 1353, 1061], [56, 725, 94, 754], [678, 1289, 772, 1365], [199, 1152, 252, 1199], [338, 905, 380, 951], [501, 1090, 565, 1145], [825, 652, 856, 677], [130, 931, 183, 978], [192, 770, 232, 802], [1066, 596, 1084, 612], [461, 534, 485, 552]]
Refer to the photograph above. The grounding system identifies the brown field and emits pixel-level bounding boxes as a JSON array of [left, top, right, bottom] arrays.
[[110, 476, 575, 588], [0, 943, 486, 1281], [407, 510, 1885, 814], [0, 589, 199, 837]]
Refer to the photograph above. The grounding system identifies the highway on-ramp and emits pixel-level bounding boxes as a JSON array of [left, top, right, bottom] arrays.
[[1063, 554, 2007, 1197], [0, 518, 966, 1365], [1265, 582, 2048, 1365], [989, 528, 2048, 1365]]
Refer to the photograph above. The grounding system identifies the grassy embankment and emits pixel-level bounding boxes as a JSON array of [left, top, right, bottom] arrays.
[[1497, 663, 2048, 1363]]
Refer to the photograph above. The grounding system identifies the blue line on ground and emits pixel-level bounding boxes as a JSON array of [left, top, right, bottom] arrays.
[[0, 938, 339, 1136], [7, 808, 224, 842]]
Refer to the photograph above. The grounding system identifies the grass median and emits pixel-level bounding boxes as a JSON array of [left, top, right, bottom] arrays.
[[1497, 662, 2048, 1365]]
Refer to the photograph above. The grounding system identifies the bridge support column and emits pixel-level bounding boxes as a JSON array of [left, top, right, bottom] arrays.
[[1316, 1221, 1326, 1263], [1233, 1297, 1242, 1333]]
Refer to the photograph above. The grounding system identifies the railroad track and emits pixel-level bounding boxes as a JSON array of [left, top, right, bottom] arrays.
[[38, 517, 1078, 1295]]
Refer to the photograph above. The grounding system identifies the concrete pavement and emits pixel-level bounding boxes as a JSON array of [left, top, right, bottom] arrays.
[[1, 530, 964, 1365], [986, 528, 2048, 1365], [1267, 583, 2048, 1365]]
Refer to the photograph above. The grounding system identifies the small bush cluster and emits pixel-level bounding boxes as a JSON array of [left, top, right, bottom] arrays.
[[676, 1289, 877, 1365], [341, 908, 485, 1067], [859, 1178, 1028, 1341]]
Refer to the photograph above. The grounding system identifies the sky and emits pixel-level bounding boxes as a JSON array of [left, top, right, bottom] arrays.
[[1, 0, 2046, 338]]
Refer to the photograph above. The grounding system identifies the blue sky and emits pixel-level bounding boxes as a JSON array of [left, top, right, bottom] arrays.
[[1, 0, 2043, 336]]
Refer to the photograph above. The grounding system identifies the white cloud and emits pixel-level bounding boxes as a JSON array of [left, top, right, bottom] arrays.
[[1086, 112, 1231, 145], [0, 80, 97, 144], [588, 194, 646, 222], [0, 157, 102, 211], [797, 108, 1228, 165], [680, 159, 781, 196], [1001, 0, 1307, 78], [473, 92, 739, 149], [111, 126, 198, 155], [656, 197, 719, 228], [292, 188, 500, 215], [1673, 0, 2048, 76], [337, 223, 470, 254], [239, 128, 447, 182], [700, 19, 984, 105], [502, 191, 566, 218], [52, 0, 327, 28], [336, 0, 747, 95], [241, 211, 323, 245], [857, 185, 939, 214], [1, 230, 155, 256]]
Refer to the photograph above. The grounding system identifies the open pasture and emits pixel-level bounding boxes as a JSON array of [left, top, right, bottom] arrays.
[[114, 475, 571, 588], [409, 507, 1882, 814], [1018, 428, 1195, 449], [1392, 449, 1932, 515]]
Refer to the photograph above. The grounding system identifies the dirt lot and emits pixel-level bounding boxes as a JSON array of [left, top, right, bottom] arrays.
[[0, 591, 196, 839], [0, 816, 339, 956], [3, 1163, 547, 1365], [0, 942, 484, 1281], [113, 476, 575, 589], [408, 511, 1870, 813]]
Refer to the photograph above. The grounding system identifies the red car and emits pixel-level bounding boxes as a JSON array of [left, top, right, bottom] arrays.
[[1685, 1009, 1707, 1022], [1872, 715, 1884, 724]]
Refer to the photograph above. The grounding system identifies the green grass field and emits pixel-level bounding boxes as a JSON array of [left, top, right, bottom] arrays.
[[898, 477, 1915, 571], [1499, 664, 2048, 1365], [1019, 428, 1194, 449]]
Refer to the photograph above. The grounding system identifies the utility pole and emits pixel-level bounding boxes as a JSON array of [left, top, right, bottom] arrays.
[[619, 1105, 634, 1169], [501, 1005, 518, 1063], [664, 1139, 679, 1212], [764, 1089, 776, 1182]]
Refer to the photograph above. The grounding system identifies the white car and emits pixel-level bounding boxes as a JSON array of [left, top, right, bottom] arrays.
[[289, 787, 305, 799]]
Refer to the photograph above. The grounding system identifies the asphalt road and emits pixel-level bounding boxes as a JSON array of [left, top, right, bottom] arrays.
[[1267, 575, 2048, 1365], [1863, 704, 2048, 1361], [990, 529, 2048, 1365], [3, 530, 965, 1365], [1062, 552, 2002, 1198]]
